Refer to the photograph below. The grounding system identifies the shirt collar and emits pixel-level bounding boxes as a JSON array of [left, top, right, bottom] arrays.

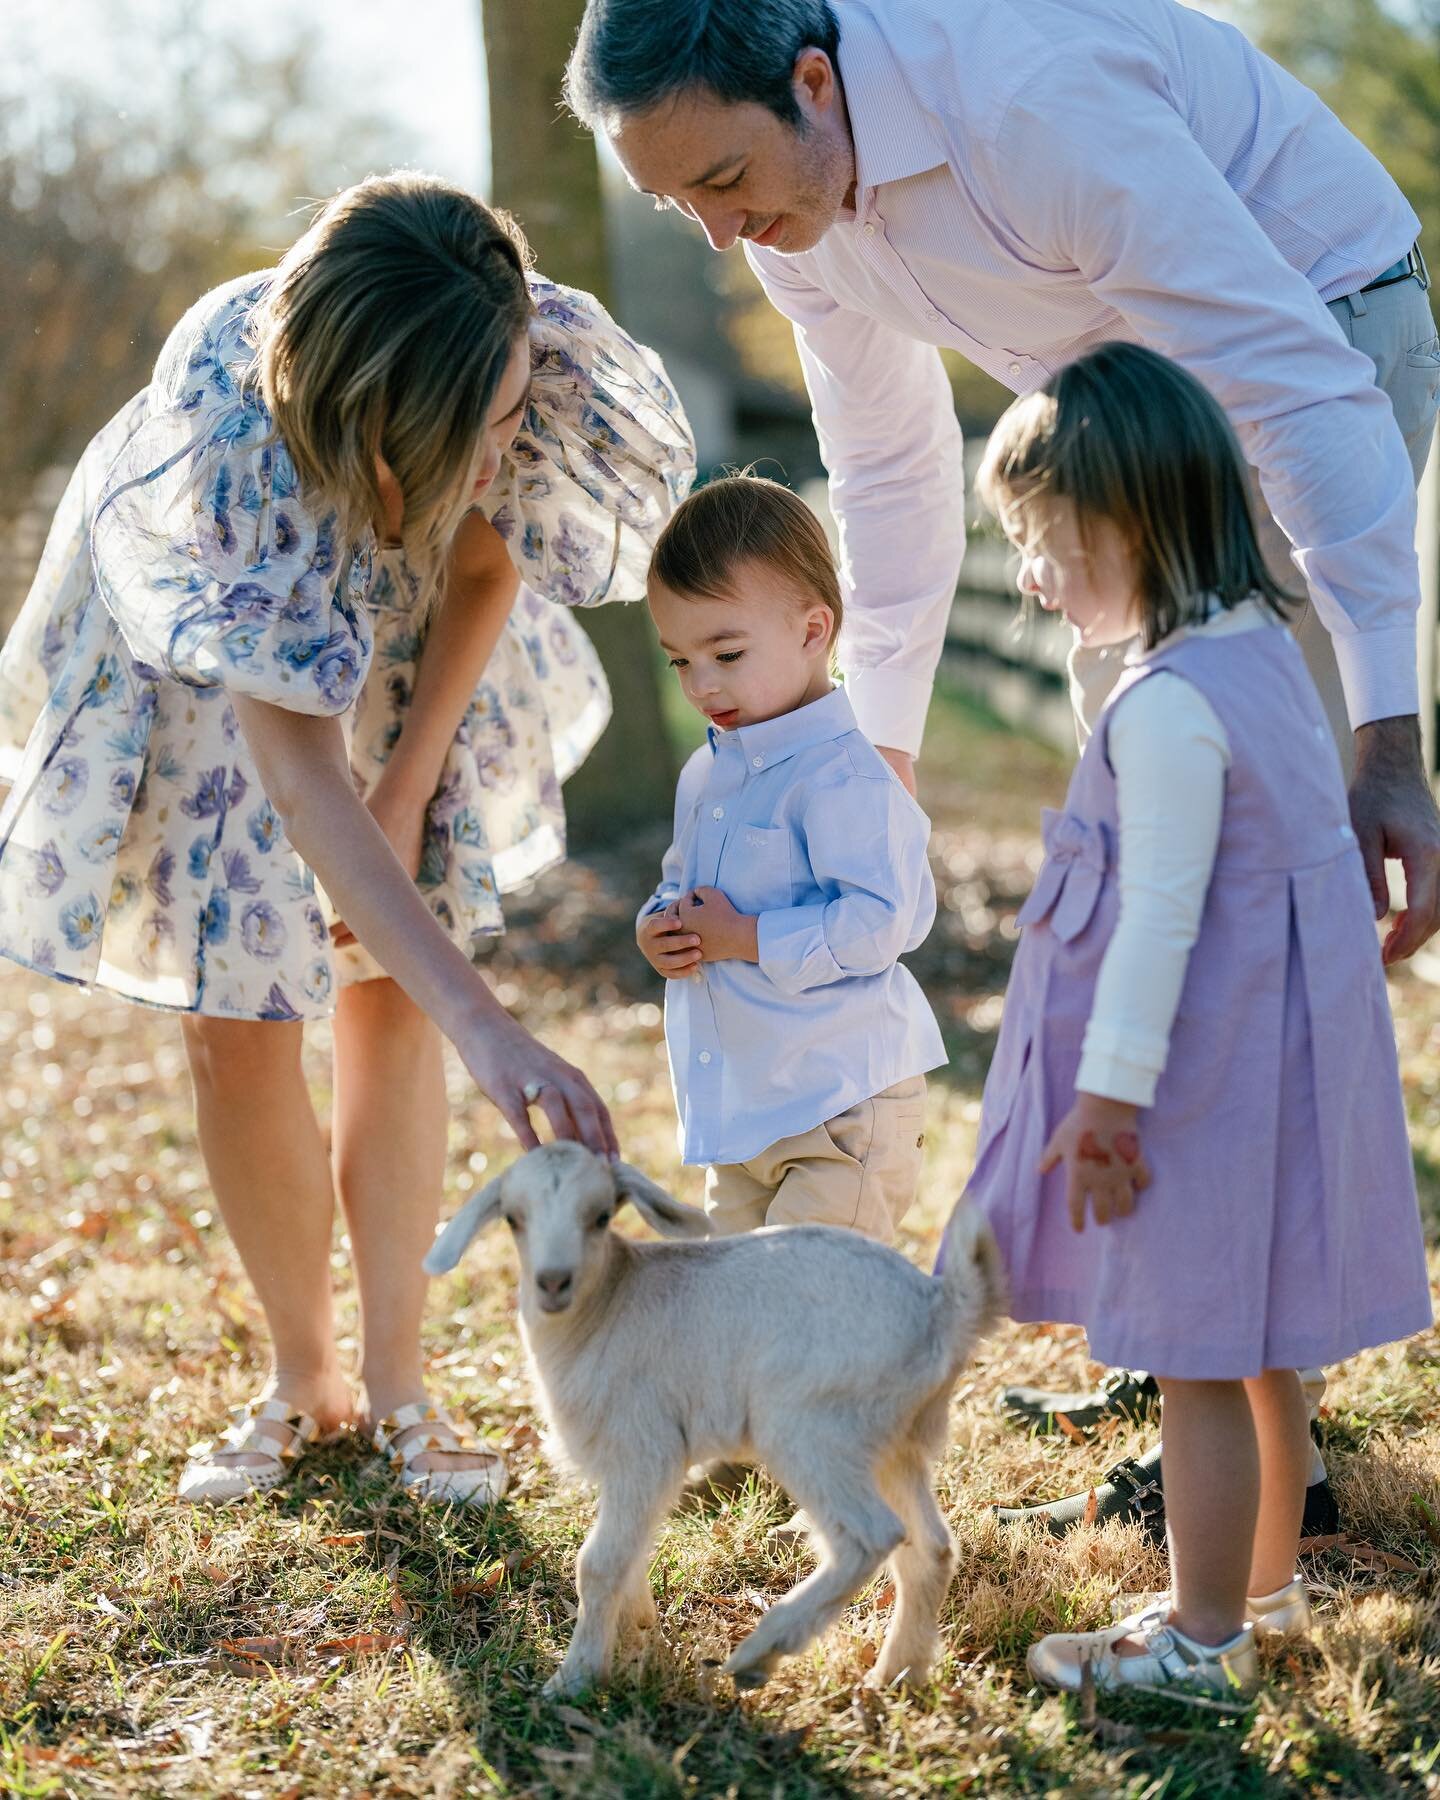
[[834, 2, 948, 193], [707, 684, 858, 769]]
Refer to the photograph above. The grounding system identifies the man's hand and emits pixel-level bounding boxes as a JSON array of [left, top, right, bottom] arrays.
[[876, 745, 917, 796], [1038, 1092, 1152, 1233], [636, 904, 703, 979], [1350, 715, 1440, 964], [676, 887, 759, 963]]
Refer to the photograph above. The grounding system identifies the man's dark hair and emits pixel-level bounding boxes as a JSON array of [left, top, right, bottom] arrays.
[[565, 0, 841, 131]]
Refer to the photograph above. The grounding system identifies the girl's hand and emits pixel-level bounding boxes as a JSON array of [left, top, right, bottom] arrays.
[[457, 1012, 619, 1160], [637, 904, 703, 978], [676, 887, 759, 962], [331, 772, 430, 948], [1039, 1093, 1151, 1232]]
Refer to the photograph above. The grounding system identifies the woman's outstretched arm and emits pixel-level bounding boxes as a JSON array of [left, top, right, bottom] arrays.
[[231, 695, 617, 1158]]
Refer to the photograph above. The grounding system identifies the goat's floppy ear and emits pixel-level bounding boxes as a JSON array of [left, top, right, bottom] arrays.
[[612, 1162, 711, 1239], [423, 1174, 506, 1275]]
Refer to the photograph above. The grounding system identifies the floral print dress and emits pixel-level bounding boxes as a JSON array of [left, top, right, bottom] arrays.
[[0, 271, 694, 1019]]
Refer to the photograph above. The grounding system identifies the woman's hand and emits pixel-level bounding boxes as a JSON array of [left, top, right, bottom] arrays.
[[455, 1011, 619, 1159], [1038, 1092, 1151, 1232], [331, 771, 430, 949]]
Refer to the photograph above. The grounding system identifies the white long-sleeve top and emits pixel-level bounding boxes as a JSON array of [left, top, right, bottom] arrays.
[[1076, 603, 1286, 1107], [746, 0, 1421, 755]]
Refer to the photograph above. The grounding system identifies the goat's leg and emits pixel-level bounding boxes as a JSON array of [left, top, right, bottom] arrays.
[[619, 1567, 658, 1635], [546, 1477, 673, 1698], [872, 1453, 957, 1689], [723, 1459, 902, 1691]]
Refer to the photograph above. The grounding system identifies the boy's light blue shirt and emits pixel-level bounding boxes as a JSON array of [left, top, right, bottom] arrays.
[[640, 685, 946, 1166]]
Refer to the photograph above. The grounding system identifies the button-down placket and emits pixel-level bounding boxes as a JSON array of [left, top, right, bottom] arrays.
[[851, 194, 1044, 391]]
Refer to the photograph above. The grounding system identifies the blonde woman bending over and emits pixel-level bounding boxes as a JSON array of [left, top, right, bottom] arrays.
[[0, 173, 694, 1506]]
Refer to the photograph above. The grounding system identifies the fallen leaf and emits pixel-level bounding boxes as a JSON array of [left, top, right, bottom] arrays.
[[1300, 1532, 1421, 1572], [873, 1582, 896, 1610], [1082, 1489, 1099, 1528], [314, 1632, 409, 1661], [321, 1532, 368, 1548], [47, 1425, 83, 1446], [451, 1564, 506, 1599], [213, 1635, 306, 1678], [1054, 1411, 1087, 1446]]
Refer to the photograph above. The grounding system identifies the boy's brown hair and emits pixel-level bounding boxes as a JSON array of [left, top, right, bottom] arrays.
[[650, 473, 844, 647], [978, 341, 1293, 647]]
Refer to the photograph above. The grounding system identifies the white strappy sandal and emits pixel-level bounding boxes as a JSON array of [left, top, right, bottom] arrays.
[[371, 1403, 508, 1508], [178, 1397, 330, 1504]]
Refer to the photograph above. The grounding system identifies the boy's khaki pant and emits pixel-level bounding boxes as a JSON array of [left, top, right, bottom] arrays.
[[704, 1076, 928, 1244]]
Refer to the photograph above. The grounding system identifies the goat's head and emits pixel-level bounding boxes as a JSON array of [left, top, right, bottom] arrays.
[[423, 1143, 711, 1315]]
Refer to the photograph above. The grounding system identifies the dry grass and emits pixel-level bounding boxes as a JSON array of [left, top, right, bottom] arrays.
[[2, 683, 1438, 1798]]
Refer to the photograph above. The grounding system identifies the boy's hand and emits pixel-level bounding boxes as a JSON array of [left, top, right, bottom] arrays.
[[677, 887, 759, 962], [1038, 1093, 1152, 1232], [637, 904, 703, 978]]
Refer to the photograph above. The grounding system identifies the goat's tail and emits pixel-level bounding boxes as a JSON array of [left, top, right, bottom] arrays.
[[935, 1202, 1008, 1344]]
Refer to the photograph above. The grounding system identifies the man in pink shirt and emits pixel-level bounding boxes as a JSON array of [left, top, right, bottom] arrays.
[[566, 0, 1439, 1533]]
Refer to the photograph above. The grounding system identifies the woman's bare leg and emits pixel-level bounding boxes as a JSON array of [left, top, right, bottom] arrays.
[[331, 976, 490, 1474], [182, 1015, 353, 1465]]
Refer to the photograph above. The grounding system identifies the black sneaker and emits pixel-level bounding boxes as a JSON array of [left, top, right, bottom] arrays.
[[994, 1442, 1341, 1546], [997, 1367, 1161, 1435]]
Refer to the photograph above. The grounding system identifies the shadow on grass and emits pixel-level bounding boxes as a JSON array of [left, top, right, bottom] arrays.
[[252, 1459, 877, 1800]]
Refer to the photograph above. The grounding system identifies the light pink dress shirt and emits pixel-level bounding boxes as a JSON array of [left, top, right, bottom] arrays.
[[747, 0, 1423, 756]]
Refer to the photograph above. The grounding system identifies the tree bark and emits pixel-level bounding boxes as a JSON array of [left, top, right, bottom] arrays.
[[481, 0, 678, 840]]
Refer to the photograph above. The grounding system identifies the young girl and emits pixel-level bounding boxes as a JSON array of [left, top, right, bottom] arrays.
[[637, 475, 944, 1244], [944, 342, 1432, 1693], [0, 172, 693, 1504]]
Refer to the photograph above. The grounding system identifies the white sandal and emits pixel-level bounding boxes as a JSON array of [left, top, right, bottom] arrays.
[[179, 1397, 327, 1504], [1028, 1608, 1258, 1696], [372, 1402, 508, 1508]]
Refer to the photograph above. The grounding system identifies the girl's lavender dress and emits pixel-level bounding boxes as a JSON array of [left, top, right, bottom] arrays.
[[0, 271, 694, 1019], [951, 619, 1431, 1378]]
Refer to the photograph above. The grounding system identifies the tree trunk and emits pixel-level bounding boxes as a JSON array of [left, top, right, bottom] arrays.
[[481, 0, 678, 841]]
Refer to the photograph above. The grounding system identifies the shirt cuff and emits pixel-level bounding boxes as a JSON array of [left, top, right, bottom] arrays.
[[1075, 1049, 1158, 1109], [842, 667, 934, 759], [1332, 622, 1420, 727], [756, 904, 836, 995]]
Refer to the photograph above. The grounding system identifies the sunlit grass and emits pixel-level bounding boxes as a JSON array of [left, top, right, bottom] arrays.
[[1, 680, 1436, 1796]]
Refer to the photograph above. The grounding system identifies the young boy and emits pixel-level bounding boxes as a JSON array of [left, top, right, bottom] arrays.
[[637, 475, 945, 1242]]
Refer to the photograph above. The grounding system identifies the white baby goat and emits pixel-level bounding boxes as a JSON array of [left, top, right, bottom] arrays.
[[424, 1142, 1002, 1698]]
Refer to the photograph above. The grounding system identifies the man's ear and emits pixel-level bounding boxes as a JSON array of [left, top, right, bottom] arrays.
[[423, 1174, 506, 1275], [613, 1162, 712, 1239]]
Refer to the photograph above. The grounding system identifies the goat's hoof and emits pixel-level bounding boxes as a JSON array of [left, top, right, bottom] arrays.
[[729, 1665, 773, 1692], [542, 1667, 595, 1700]]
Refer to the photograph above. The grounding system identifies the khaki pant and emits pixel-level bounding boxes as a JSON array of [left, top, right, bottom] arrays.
[[1069, 273, 1440, 757], [704, 1075, 928, 1243]]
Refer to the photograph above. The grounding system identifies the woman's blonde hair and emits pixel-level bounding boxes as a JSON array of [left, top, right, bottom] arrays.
[[978, 342, 1293, 647], [252, 171, 533, 599], [650, 472, 843, 651]]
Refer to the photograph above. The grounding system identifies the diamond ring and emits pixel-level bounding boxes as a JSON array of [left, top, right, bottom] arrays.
[[522, 1080, 547, 1104]]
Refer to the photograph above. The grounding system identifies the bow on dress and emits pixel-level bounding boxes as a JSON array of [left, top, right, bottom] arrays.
[[1015, 808, 1111, 943]]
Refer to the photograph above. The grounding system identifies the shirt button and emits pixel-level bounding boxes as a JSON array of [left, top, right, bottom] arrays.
[[863, 222, 876, 236], [1008, 360, 1023, 378], [926, 309, 941, 322], [698, 1050, 712, 1065], [751, 754, 764, 768], [712, 805, 724, 820], [1339, 825, 1355, 842], [1314, 724, 1328, 742]]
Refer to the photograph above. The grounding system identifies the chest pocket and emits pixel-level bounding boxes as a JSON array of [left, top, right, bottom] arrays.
[[717, 824, 792, 916]]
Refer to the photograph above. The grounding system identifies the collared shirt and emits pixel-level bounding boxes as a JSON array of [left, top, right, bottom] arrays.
[[747, 0, 1423, 756], [640, 686, 946, 1165]]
